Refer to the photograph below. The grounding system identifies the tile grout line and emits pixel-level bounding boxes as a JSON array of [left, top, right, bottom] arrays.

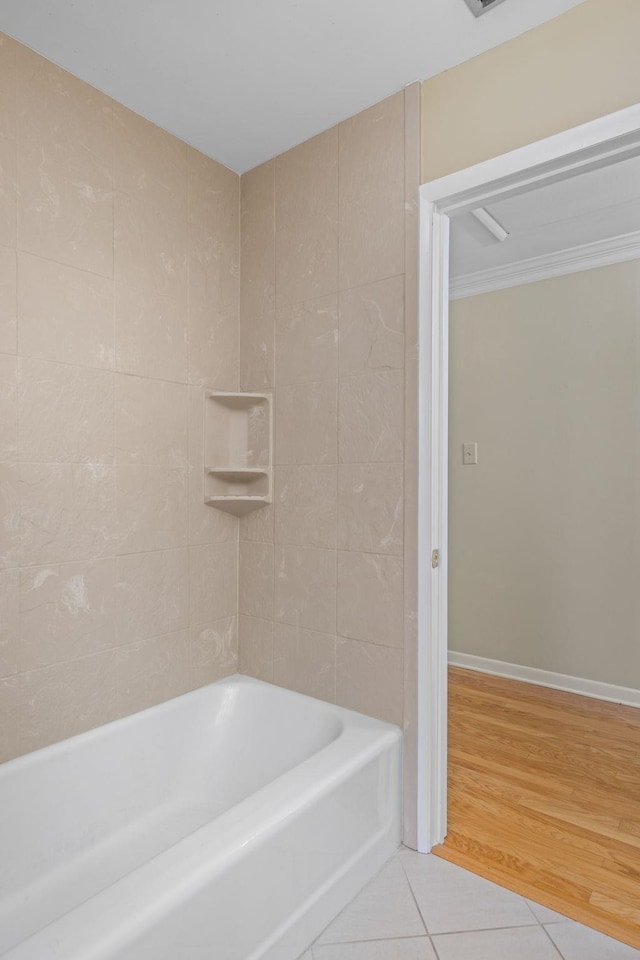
[[398, 850, 431, 938], [431, 923, 551, 938], [540, 922, 571, 960]]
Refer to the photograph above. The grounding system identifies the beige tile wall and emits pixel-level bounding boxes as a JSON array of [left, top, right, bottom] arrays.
[[0, 33, 419, 765], [0, 35, 240, 762], [238, 89, 420, 727]]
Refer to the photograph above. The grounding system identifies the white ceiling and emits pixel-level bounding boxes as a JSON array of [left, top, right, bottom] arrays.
[[0, 0, 585, 173], [450, 153, 640, 279]]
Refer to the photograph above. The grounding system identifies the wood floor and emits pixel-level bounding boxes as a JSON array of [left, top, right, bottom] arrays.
[[433, 667, 640, 949]]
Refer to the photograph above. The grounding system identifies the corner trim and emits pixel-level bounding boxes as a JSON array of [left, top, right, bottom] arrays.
[[449, 651, 640, 709]]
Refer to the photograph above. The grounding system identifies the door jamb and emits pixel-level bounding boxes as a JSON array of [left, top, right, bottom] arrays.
[[416, 102, 640, 853]]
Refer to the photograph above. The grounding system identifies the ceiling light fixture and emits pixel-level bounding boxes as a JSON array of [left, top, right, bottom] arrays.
[[462, 0, 510, 17], [470, 207, 510, 242]]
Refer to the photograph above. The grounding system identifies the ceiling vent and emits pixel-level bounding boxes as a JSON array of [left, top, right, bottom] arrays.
[[462, 0, 510, 16]]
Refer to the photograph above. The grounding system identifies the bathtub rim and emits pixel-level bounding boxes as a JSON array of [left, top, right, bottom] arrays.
[[1, 675, 402, 959]]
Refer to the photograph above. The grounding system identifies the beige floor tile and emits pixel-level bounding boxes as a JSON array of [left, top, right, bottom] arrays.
[[313, 937, 435, 959], [317, 857, 425, 945], [525, 899, 570, 924], [545, 921, 640, 959], [432, 925, 560, 960], [399, 849, 534, 934]]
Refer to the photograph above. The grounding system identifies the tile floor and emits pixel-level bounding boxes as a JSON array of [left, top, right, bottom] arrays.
[[300, 848, 640, 959]]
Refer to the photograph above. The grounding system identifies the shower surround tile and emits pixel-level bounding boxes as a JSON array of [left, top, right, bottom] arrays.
[[115, 281, 188, 383], [19, 558, 117, 670], [18, 359, 115, 464], [338, 92, 405, 291], [115, 548, 189, 645], [275, 544, 337, 635], [188, 464, 239, 545], [275, 380, 338, 465], [239, 540, 274, 621], [240, 160, 275, 391], [115, 189, 187, 295], [238, 615, 274, 683], [337, 551, 403, 648], [402, 82, 422, 850], [0, 245, 17, 355], [17, 253, 114, 369], [275, 128, 338, 308], [189, 616, 238, 686], [115, 630, 191, 716], [19, 463, 117, 566], [335, 639, 403, 726], [0, 462, 20, 570], [338, 370, 404, 464], [116, 465, 188, 554], [17, 42, 112, 167], [338, 463, 403, 556], [187, 147, 239, 390], [275, 465, 338, 549], [238, 86, 418, 732], [115, 374, 188, 466], [5, 33, 417, 761], [338, 275, 405, 377], [273, 623, 336, 701], [0, 353, 18, 460], [276, 294, 339, 385], [0, 569, 19, 678], [113, 113, 187, 300], [0, 130, 17, 251], [17, 46, 114, 277], [239, 500, 275, 543], [187, 387, 239, 545], [114, 104, 187, 216], [189, 541, 238, 627], [3, 33, 242, 762], [0, 651, 122, 762], [0, 34, 17, 142]]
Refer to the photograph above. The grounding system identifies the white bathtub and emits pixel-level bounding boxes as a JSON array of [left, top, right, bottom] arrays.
[[0, 675, 401, 960]]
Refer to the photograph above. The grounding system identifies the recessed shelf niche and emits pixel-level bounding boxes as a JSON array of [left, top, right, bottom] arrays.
[[204, 392, 272, 515]]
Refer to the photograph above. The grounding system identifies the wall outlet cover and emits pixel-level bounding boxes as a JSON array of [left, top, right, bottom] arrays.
[[462, 442, 478, 465]]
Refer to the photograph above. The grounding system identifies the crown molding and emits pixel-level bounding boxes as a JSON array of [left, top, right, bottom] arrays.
[[450, 229, 640, 300]]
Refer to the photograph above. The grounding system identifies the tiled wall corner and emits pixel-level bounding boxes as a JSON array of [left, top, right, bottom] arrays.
[[238, 88, 419, 725], [401, 80, 422, 848], [0, 34, 241, 762]]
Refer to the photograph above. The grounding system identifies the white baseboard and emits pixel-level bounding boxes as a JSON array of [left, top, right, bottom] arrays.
[[448, 651, 640, 709]]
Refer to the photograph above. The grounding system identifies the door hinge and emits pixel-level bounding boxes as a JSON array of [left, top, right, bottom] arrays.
[[431, 549, 440, 569]]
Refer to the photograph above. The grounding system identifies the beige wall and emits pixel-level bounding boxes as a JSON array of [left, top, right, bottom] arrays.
[[0, 35, 240, 762], [421, 0, 640, 182], [449, 260, 640, 688], [237, 89, 421, 727]]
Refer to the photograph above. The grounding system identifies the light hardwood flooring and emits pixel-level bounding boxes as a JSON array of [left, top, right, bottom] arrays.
[[433, 667, 640, 950]]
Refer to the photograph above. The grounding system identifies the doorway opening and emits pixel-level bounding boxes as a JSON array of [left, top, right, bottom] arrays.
[[416, 102, 640, 943]]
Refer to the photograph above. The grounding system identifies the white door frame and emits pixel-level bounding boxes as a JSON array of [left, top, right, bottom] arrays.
[[416, 102, 640, 853]]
